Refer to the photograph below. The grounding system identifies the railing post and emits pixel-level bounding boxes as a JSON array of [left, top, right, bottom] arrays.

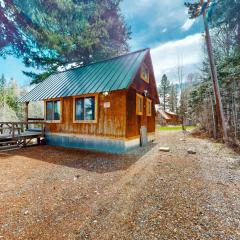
[[25, 102, 29, 130], [11, 123, 14, 138], [21, 123, 24, 133]]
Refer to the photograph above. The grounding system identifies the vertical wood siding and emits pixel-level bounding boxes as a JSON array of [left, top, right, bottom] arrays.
[[126, 54, 157, 138], [45, 90, 127, 138]]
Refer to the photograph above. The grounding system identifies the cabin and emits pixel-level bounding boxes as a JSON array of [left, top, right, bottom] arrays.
[[156, 109, 179, 126], [19, 48, 159, 153]]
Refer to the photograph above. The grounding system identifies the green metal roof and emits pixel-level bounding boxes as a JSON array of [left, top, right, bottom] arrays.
[[19, 48, 149, 102]]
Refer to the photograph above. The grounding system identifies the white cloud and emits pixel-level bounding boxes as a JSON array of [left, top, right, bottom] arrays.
[[181, 19, 195, 31], [0, 0, 5, 7], [120, 0, 194, 49], [150, 33, 203, 84]]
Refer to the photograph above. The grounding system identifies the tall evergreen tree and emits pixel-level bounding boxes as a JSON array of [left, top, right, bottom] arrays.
[[210, 0, 240, 46], [0, 74, 6, 104], [169, 84, 178, 113], [159, 74, 171, 110], [0, 0, 131, 84]]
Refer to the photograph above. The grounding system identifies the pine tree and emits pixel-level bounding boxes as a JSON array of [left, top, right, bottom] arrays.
[[159, 74, 171, 110], [169, 84, 178, 113], [210, 0, 240, 46], [0, 74, 6, 104], [0, 0, 131, 84]]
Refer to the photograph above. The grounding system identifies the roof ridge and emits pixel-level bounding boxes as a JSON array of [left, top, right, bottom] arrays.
[[52, 48, 150, 76]]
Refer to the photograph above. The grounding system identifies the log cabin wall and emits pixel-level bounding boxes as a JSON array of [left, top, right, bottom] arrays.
[[126, 54, 157, 139], [45, 89, 127, 139]]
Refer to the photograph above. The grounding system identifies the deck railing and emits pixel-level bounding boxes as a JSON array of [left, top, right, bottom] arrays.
[[0, 121, 46, 138]]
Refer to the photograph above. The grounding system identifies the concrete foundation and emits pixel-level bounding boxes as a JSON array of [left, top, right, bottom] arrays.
[[45, 133, 155, 153]]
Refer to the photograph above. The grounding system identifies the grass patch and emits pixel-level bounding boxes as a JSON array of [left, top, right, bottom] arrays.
[[157, 125, 196, 131]]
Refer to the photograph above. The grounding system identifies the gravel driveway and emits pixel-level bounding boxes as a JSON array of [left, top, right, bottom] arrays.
[[0, 130, 240, 239]]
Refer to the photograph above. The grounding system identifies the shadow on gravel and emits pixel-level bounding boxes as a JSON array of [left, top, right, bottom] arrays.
[[1, 143, 157, 173]]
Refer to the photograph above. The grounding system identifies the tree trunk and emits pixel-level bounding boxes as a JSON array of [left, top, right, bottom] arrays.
[[201, 0, 228, 141]]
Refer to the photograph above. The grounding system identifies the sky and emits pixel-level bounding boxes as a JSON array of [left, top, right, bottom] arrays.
[[0, 0, 204, 86], [120, 0, 204, 83]]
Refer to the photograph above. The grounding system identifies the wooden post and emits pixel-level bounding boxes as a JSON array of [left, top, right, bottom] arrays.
[[20, 123, 24, 133], [11, 123, 14, 138], [41, 123, 45, 136], [201, 0, 228, 141], [25, 102, 29, 130]]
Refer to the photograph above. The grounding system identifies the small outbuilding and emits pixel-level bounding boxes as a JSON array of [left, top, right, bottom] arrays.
[[20, 48, 159, 153], [156, 109, 180, 126]]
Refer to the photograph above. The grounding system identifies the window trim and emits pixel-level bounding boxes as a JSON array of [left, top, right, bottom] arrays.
[[140, 63, 149, 83], [146, 98, 152, 117], [73, 94, 98, 124], [136, 93, 144, 116], [44, 98, 62, 123]]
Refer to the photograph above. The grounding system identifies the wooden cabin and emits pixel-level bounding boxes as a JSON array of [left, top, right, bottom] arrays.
[[20, 49, 159, 153], [156, 109, 180, 126]]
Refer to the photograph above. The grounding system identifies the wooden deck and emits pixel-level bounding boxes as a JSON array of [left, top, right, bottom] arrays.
[[0, 122, 45, 151]]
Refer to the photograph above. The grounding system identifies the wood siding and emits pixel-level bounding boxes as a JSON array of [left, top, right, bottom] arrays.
[[125, 53, 157, 138], [126, 87, 155, 138], [45, 90, 127, 138]]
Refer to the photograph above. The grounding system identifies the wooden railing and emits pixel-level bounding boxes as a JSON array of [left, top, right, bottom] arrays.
[[27, 118, 45, 121], [0, 121, 46, 138]]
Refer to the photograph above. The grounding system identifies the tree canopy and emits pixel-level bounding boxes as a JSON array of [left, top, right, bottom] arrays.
[[0, 0, 131, 83], [185, 0, 240, 142], [209, 0, 240, 45]]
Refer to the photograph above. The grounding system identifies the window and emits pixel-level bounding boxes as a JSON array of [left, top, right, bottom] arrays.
[[146, 98, 152, 116], [136, 93, 143, 115], [74, 95, 97, 123], [140, 64, 149, 83], [46, 100, 61, 121]]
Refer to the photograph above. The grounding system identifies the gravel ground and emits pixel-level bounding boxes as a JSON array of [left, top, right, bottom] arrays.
[[0, 131, 240, 240]]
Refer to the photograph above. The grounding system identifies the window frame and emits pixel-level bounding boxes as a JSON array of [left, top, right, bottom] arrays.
[[140, 63, 149, 83], [136, 93, 144, 116], [44, 98, 62, 123], [73, 94, 98, 124], [146, 98, 152, 117]]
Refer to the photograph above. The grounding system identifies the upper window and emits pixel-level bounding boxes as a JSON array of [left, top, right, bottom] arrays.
[[46, 100, 61, 121], [140, 64, 149, 83], [74, 96, 97, 122], [146, 98, 152, 116], [136, 93, 143, 115]]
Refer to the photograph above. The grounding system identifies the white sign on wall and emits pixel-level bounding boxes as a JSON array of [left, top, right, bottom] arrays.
[[104, 102, 110, 108]]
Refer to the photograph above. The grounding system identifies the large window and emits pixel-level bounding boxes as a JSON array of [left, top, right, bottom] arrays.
[[146, 98, 152, 116], [46, 100, 61, 121], [140, 64, 149, 83], [74, 96, 97, 122], [136, 93, 143, 115]]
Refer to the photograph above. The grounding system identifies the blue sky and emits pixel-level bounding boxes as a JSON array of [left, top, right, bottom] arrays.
[[120, 0, 204, 83], [0, 0, 204, 86]]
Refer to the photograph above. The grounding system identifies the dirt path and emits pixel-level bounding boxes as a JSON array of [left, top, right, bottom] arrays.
[[0, 131, 240, 239]]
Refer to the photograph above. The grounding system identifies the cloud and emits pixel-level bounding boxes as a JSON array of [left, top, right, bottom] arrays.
[[150, 33, 203, 84], [0, 0, 5, 7], [120, 0, 192, 49], [181, 19, 195, 31]]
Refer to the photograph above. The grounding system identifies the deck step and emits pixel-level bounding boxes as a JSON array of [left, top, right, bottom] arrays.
[[0, 140, 17, 146], [0, 144, 20, 151]]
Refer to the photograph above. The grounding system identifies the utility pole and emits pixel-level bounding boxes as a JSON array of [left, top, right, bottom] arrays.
[[200, 0, 228, 141]]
